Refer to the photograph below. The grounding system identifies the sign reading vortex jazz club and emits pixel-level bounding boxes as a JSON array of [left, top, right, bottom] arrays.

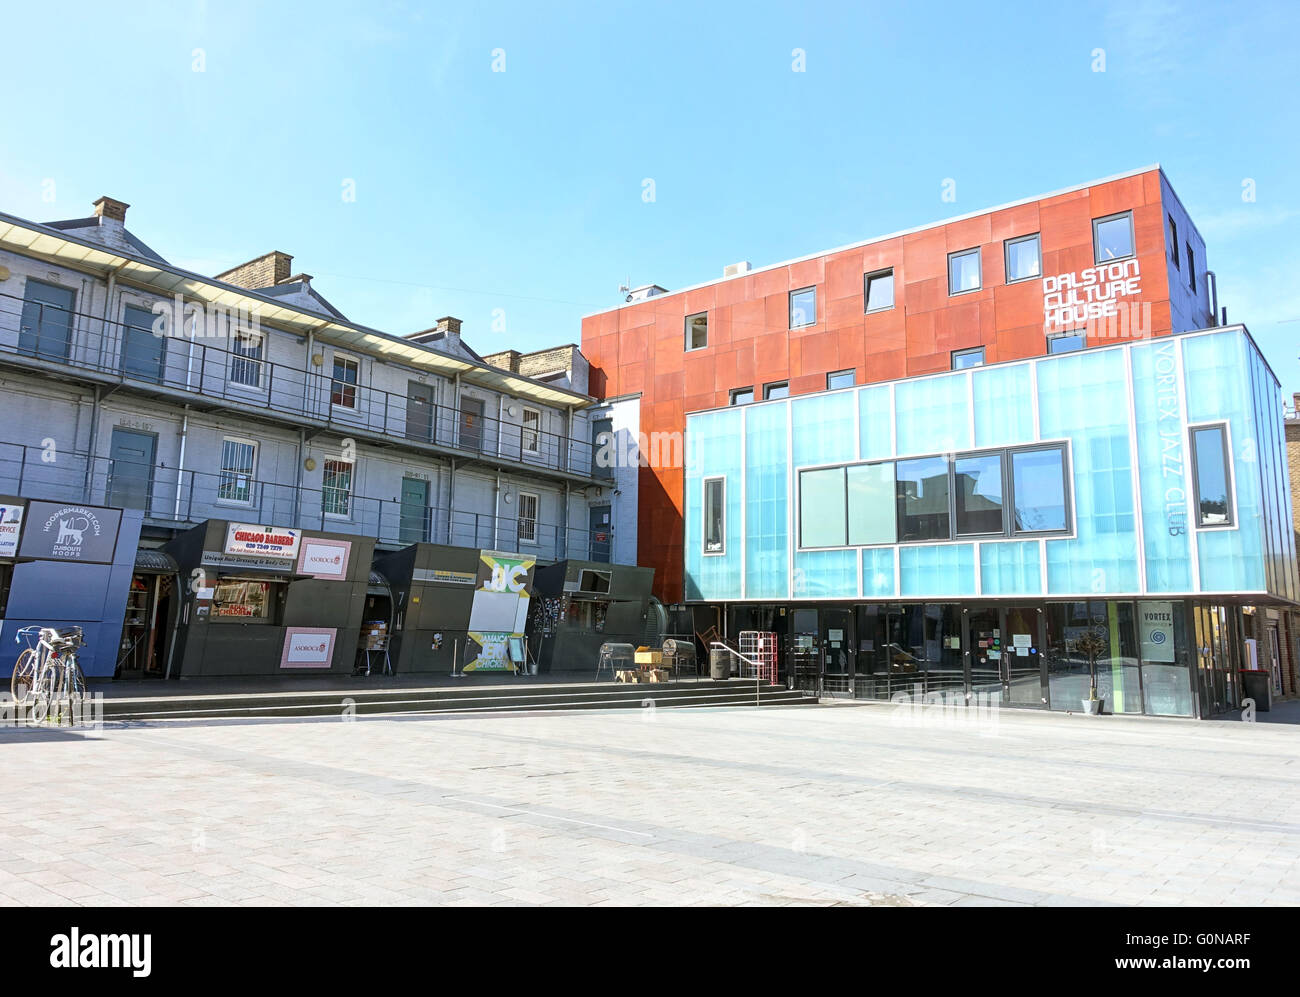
[[18, 500, 122, 563], [296, 537, 352, 579], [465, 551, 535, 672], [224, 523, 301, 560], [1042, 259, 1142, 331], [280, 627, 337, 669]]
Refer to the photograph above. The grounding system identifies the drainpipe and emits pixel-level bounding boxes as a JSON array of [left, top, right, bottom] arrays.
[[493, 471, 501, 548], [447, 458, 456, 543], [304, 330, 315, 417], [96, 262, 127, 371], [293, 427, 306, 526], [497, 395, 505, 458], [82, 385, 102, 501], [172, 407, 190, 521], [1205, 271, 1219, 327]]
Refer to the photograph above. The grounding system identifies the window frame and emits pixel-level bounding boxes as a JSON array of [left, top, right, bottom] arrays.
[[1092, 210, 1136, 264], [516, 490, 539, 545], [1169, 216, 1180, 269], [1003, 233, 1042, 284], [216, 436, 258, 506], [520, 406, 542, 455], [1046, 330, 1086, 355], [953, 450, 1007, 538], [702, 475, 726, 555], [826, 369, 856, 391], [1186, 244, 1196, 292], [789, 286, 817, 329], [863, 268, 895, 313], [229, 329, 266, 390], [729, 387, 754, 406], [321, 456, 355, 519], [798, 465, 848, 549], [330, 353, 360, 410], [947, 247, 982, 296], [951, 347, 985, 370], [763, 381, 789, 400], [684, 311, 708, 352], [1006, 442, 1072, 537], [1188, 422, 1234, 529]]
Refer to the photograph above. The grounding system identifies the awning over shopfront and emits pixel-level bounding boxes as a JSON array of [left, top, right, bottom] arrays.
[[133, 548, 179, 575]]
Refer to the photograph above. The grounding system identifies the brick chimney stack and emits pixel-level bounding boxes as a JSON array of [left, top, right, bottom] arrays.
[[436, 316, 462, 350], [93, 196, 129, 225], [216, 251, 295, 290]]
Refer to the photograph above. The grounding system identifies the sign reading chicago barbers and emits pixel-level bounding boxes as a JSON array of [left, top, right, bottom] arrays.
[[18, 501, 122, 563], [1042, 259, 1141, 331], [223, 523, 301, 559]]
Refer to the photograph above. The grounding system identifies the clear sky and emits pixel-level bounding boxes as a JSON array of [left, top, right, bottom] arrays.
[[1, 1, 1296, 394]]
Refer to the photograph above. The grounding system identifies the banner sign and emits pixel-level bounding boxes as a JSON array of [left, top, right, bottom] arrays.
[[224, 523, 301, 560], [296, 538, 352, 580], [1139, 601, 1176, 663], [0, 501, 25, 558], [413, 567, 477, 586], [18, 501, 122, 564], [201, 551, 295, 574], [280, 627, 337, 669], [464, 551, 535, 672]]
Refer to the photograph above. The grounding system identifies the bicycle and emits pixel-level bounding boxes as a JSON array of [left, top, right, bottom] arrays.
[[11, 626, 88, 725]]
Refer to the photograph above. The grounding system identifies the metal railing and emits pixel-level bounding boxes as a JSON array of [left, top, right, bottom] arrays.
[[0, 292, 600, 479], [0, 440, 611, 561]]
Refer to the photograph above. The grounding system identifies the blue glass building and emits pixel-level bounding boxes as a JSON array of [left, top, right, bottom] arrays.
[[684, 327, 1297, 717]]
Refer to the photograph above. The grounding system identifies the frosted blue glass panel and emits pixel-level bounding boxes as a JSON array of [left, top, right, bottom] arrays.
[[862, 547, 895, 597], [744, 401, 788, 599], [1038, 349, 1138, 594], [857, 385, 893, 460], [1129, 340, 1193, 592], [1183, 332, 1264, 593], [972, 363, 1033, 447], [792, 392, 856, 467], [683, 409, 743, 600], [979, 541, 1042, 595], [899, 544, 975, 597], [895, 373, 971, 455], [793, 549, 858, 599]]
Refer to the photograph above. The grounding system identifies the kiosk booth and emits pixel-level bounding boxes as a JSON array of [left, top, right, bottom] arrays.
[[528, 560, 654, 674]]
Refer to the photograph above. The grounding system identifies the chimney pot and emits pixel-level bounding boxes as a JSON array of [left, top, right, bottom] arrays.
[[93, 196, 129, 223]]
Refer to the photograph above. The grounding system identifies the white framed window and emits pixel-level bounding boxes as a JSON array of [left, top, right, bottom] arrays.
[[517, 491, 539, 545], [230, 330, 265, 388], [521, 407, 542, 454], [217, 437, 257, 504], [685, 312, 708, 351], [789, 287, 816, 329], [331, 354, 359, 409], [322, 458, 354, 517], [703, 476, 725, 554]]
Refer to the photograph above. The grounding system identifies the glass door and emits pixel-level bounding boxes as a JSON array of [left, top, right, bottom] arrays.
[[820, 608, 854, 698], [964, 605, 1047, 708]]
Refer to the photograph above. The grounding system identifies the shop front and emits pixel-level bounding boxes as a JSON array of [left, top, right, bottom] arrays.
[[163, 520, 375, 678], [528, 560, 654, 673]]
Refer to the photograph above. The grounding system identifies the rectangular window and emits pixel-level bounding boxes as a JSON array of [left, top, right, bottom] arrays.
[[799, 467, 847, 547], [685, 312, 708, 351], [947, 248, 981, 294], [322, 458, 353, 517], [729, 387, 753, 406], [1093, 211, 1135, 263], [217, 438, 257, 504], [847, 462, 895, 545], [1047, 330, 1086, 354], [1191, 424, 1232, 527], [864, 269, 894, 312], [954, 452, 1005, 535], [1004, 234, 1041, 283], [703, 477, 726, 553], [1186, 245, 1196, 291], [951, 347, 984, 370], [517, 491, 538, 544], [789, 287, 816, 328], [211, 577, 279, 622], [1010, 446, 1068, 533], [763, 381, 789, 400], [896, 456, 950, 542], [1169, 216, 1180, 268], [230, 331, 264, 387], [826, 369, 855, 390], [521, 407, 541, 454], [331, 355, 359, 408]]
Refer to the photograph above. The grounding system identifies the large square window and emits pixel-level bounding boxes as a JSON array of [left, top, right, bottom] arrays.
[[864, 269, 894, 312], [1093, 212, 1135, 263], [847, 463, 896, 545], [1010, 446, 1067, 533], [685, 312, 708, 351], [1191, 424, 1232, 527], [955, 453, 1004, 535], [789, 287, 816, 328], [896, 456, 950, 542], [799, 467, 846, 547], [1004, 234, 1041, 283], [948, 248, 981, 294]]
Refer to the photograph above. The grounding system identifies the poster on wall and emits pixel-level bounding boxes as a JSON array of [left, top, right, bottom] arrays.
[[0, 501, 25, 558], [464, 551, 535, 672], [225, 523, 301, 560], [1139, 601, 1176, 663], [280, 627, 337, 669], [296, 537, 352, 579], [18, 501, 122, 563]]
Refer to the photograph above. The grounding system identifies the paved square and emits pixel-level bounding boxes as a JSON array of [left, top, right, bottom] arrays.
[[2, 702, 1298, 906]]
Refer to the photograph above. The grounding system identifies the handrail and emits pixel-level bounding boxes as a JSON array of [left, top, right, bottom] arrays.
[[710, 641, 766, 707]]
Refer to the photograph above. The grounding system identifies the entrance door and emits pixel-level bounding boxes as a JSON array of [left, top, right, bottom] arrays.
[[821, 608, 854, 698], [459, 397, 484, 451], [964, 605, 1046, 708], [588, 505, 611, 562], [107, 428, 156, 510], [406, 381, 434, 441], [120, 304, 165, 383], [18, 279, 74, 359], [399, 477, 429, 544]]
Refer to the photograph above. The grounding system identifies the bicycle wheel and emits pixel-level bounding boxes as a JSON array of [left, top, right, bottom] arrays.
[[10, 649, 39, 705], [28, 663, 57, 724], [63, 658, 87, 725]]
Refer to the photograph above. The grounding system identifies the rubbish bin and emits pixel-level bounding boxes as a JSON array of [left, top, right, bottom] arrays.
[[709, 647, 730, 681], [1239, 669, 1273, 712]]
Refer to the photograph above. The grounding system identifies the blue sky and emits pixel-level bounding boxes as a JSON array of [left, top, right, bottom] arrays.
[[1, 1, 1296, 393]]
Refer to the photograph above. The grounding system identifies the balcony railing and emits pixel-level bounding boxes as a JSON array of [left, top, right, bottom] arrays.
[[0, 291, 601, 480], [0, 441, 612, 563]]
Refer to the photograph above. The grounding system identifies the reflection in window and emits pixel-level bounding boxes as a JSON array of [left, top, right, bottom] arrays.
[[322, 458, 353, 517], [1011, 447, 1067, 532], [685, 312, 708, 350], [954, 453, 1004, 535], [948, 248, 981, 294], [331, 355, 359, 408], [1093, 212, 1134, 262], [826, 369, 855, 390], [1048, 330, 1086, 354], [789, 287, 816, 328], [1191, 425, 1232, 526], [847, 463, 896, 545], [896, 456, 950, 541], [864, 269, 894, 312], [1005, 234, 1041, 282], [704, 477, 726, 552], [951, 347, 984, 370], [763, 381, 789, 400], [729, 387, 753, 406], [800, 467, 846, 547], [212, 578, 275, 620]]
